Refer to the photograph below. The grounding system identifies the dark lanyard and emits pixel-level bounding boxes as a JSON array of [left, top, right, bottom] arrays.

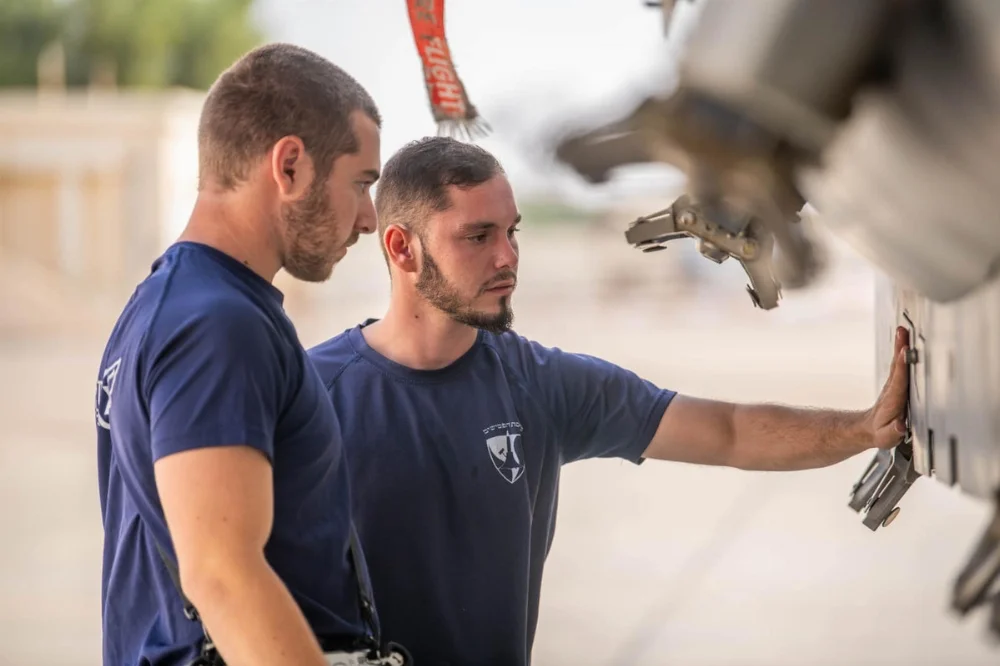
[[347, 523, 383, 652], [153, 541, 222, 665], [154, 524, 384, 661]]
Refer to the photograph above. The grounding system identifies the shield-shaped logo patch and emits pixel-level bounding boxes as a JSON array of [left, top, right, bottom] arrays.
[[485, 431, 525, 484]]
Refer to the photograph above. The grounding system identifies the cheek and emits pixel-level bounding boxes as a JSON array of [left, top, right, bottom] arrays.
[[428, 248, 463, 283], [328, 186, 359, 228], [459, 261, 493, 295]]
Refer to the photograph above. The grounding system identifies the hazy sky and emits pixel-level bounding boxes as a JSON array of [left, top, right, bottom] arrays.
[[257, 0, 701, 206]]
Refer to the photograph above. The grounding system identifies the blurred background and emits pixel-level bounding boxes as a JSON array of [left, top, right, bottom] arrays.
[[0, 1, 997, 664]]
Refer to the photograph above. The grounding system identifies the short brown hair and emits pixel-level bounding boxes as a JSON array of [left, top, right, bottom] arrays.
[[375, 137, 504, 246], [197, 42, 381, 190]]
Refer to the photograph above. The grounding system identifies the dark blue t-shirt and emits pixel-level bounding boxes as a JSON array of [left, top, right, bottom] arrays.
[[95, 242, 372, 666], [308, 321, 675, 665]]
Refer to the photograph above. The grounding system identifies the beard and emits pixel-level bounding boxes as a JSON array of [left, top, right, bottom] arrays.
[[280, 177, 345, 283], [415, 245, 515, 334]]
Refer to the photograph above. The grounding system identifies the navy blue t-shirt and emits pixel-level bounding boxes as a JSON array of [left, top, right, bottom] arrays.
[[308, 321, 675, 665], [95, 242, 372, 666]]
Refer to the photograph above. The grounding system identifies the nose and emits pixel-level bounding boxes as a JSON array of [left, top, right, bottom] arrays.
[[496, 234, 518, 270], [355, 194, 377, 235]]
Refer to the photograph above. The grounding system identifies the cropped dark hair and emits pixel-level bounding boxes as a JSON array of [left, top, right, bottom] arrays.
[[197, 42, 381, 190], [374, 137, 505, 244]]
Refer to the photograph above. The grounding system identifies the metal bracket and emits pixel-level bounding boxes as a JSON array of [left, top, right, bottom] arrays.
[[624, 194, 783, 309], [848, 449, 893, 513], [848, 443, 920, 531]]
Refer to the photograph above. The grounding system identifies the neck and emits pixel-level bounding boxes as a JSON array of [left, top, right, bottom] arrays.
[[362, 288, 479, 371], [178, 185, 281, 282]]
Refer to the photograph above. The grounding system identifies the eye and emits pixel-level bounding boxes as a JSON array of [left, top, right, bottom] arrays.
[[469, 233, 488, 244], [507, 225, 520, 237]]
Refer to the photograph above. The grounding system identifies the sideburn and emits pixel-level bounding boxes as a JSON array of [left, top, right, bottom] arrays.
[[282, 177, 336, 282]]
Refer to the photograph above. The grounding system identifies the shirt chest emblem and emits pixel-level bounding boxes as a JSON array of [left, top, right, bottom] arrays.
[[483, 421, 525, 484]]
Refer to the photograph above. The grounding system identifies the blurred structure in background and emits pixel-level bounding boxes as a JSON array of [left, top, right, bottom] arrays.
[[0, 89, 201, 334], [0, 0, 323, 337]]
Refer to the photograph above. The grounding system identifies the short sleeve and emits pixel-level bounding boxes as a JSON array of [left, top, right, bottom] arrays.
[[516, 339, 675, 464], [142, 301, 286, 464]]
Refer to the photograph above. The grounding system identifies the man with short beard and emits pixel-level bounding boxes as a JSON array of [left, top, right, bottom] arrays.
[[308, 136, 912, 666], [93, 43, 406, 666]]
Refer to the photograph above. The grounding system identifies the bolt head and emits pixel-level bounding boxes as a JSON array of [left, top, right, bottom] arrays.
[[882, 506, 901, 527]]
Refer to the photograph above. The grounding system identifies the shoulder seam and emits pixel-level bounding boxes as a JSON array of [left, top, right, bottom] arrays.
[[140, 254, 181, 352], [135, 255, 183, 399], [481, 336, 565, 443], [137, 248, 288, 396], [323, 353, 364, 392]]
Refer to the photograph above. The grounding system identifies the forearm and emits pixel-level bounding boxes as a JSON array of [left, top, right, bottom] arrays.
[[729, 403, 872, 471], [184, 554, 327, 666]]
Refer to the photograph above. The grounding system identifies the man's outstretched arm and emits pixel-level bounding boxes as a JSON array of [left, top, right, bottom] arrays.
[[642, 326, 912, 471], [156, 445, 327, 666]]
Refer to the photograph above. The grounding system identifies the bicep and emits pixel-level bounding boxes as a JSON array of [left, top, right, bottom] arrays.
[[154, 445, 274, 576], [145, 307, 284, 463], [642, 394, 737, 466]]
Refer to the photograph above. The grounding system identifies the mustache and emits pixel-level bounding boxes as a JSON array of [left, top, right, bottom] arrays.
[[480, 270, 518, 294]]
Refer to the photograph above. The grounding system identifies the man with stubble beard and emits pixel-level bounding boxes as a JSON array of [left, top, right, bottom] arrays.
[[308, 137, 911, 665], [93, 43, 408, 666]]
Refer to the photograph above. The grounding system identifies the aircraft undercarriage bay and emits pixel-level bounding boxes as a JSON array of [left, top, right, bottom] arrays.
[[548, 0, 1000, 640]]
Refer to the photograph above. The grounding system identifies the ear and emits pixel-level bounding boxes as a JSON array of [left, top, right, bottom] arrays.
[[384, 224, 419, 274], [270, 135, 314, 201]]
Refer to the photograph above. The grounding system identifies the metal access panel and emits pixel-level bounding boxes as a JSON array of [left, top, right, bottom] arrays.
[[874, 271, 1000, 501]]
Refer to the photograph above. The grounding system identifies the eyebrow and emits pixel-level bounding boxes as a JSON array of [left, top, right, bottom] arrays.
[[458, 214, 522, 234]]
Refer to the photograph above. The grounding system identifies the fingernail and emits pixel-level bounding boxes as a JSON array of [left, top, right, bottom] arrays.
[[896, 420, 906, 434]]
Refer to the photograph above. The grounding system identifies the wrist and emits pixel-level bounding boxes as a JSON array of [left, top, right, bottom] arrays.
[[851, 408, 877, 451]]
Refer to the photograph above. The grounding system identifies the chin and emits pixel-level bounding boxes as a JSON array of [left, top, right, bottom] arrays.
[[288, 260, 335, 283], [479, 293, 509, 307]]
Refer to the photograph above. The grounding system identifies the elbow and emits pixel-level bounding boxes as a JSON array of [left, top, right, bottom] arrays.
[[720, 405, 753, 470], [179, 566, 228, 614], [724, 403, 814, 471], [176, 548, 264, 614], [720, 442, 753, 470]]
